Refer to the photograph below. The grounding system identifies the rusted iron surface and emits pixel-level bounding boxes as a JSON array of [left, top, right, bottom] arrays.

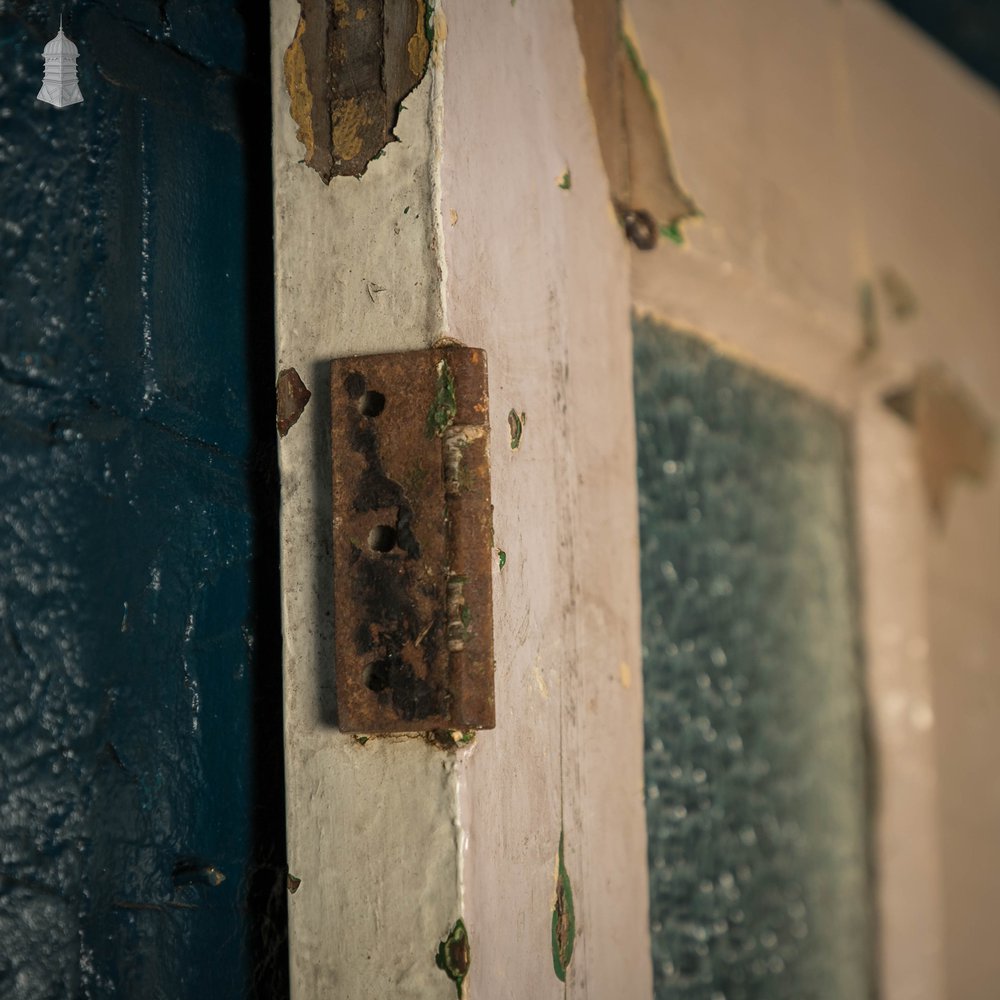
[[330, 346, 495, 733]]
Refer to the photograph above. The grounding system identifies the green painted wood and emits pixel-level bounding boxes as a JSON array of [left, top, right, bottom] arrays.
[[634, 319, 874, 1000]]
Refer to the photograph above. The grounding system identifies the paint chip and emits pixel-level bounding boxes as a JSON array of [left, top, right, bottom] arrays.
[[428, 729, 476, 750], [883, 365, 993, 521], [436, 918, 471, 997], [534, 665, 550, 700], [659, 222, 684, 245], [508, 409, 525, 449], [570, 2, 699, 241], [858, 279, 879, 358], [283, 0, 433, 181], [407, 0, 431, 77], [172, 861, 226, 888], [552, 833, 576, 982], [276, 367, 311, 437], [426, 358, 457, 438], [879, 266, 919, 321], [283, 16, 314, 161], [619, 661, 632, 689]]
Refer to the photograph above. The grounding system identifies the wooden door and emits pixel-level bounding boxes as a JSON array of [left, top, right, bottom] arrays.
[[0, 5, 285, 996]]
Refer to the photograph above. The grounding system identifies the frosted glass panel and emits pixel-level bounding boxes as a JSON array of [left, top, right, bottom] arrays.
[[634, 319, 874, 1000]]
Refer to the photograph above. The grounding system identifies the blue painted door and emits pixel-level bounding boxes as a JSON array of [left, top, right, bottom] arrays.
[[0, 4, 286, 996]]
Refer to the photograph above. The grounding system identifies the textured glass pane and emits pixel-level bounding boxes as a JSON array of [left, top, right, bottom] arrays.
[[634, 319, 874, 1000]]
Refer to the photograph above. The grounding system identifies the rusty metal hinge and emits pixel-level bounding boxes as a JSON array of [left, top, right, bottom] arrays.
[[330, 346, 496, 734]]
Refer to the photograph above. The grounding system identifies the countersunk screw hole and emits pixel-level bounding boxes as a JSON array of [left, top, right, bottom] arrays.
[[368, 525, 397, 552], [358, 390, 386, 417]]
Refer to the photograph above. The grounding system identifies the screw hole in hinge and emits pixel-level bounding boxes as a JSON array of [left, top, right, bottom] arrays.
[[358, 390, 386, 417], [368, 525, 397, 552], [362, 658, 391, 692]]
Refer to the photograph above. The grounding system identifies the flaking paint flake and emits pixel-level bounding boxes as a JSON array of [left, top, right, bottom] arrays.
[[332, 96, 369, 162], [283, 16, 314, 161], [283, 0, 434, 181]]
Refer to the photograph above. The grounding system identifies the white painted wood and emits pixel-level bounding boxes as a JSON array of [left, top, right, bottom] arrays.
[[273, 0, 1000, 995], [840, 16, 1000, 992], [628, 1, 1000, 996], [440, 3, 650, 997], [855, 397, 945, 1000], [626, 0, 859, 323], [272, 1, 650, 996], [271, 2, 460, 994]]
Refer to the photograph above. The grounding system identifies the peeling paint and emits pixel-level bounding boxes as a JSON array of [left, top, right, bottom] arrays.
[[172, 861, 227, 887], [430, 8, 448, 69], [619, 21, 699, 233], [283, 0, 433, 181], [858, 279, 880, 358], [408, 0, 431, 77], [427, 358, 458, 437], [552, 833, 576, 982], [447, 574, 471, 652], [283, 16, 314, 161], [534, 665, 550, 700], [276, 367, 311, 437], [884, 365, 993, 521], [571, 0, 699, 240], [659, 221, 684, 245], [621, 33, 653, 99], [332, 96, 369, 162], [436, 918, 471, 997], [508, 409, 525, 449], [427, 729, 476, 751], [879, 266, 919, 320]]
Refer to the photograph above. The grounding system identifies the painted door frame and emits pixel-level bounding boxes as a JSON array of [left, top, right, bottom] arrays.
[[270, 2, 1000, 997], [272, 2, 646, 996]]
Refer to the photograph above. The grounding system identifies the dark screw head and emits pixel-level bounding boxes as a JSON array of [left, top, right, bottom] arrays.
[[621, 208, 658, 251]]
